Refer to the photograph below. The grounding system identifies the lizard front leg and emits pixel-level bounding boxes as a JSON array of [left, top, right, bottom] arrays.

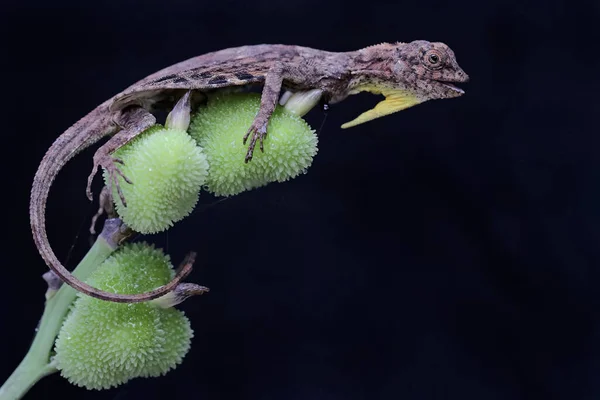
[[243, 63, 284, 162], [85, 107, 156, 205]]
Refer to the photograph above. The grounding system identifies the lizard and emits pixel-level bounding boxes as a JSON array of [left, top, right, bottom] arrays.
[[30, 40, 469, 303]]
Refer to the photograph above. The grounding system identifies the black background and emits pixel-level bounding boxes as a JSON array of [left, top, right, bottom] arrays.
[[2, 0, 600, 399]]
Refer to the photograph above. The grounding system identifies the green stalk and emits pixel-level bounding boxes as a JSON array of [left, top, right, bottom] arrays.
[[0, 219, 132, 400]]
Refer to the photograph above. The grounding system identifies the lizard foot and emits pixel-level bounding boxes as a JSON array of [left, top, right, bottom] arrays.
[[89, 186, 116, 235], [242, 120, 268, 163], [86, 155, 132, 207]]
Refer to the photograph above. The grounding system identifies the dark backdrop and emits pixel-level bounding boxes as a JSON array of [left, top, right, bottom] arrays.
[[2, 0, 599, 399]]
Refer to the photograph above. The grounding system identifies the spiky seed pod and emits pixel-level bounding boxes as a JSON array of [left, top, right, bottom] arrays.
[[54, 243, 194, 390], [103, 125, 209, 234], [188, 93, 318, 197]]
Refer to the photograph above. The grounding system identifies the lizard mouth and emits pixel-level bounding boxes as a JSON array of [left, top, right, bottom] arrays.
[[434, 80, 465, 95]]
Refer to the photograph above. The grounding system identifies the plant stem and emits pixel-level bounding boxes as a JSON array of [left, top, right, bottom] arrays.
[[0, 219, 132, 400]]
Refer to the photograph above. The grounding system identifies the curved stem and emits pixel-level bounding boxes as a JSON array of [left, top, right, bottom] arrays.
[[0, 218, 131, 400], [0, 357, 56, 400]]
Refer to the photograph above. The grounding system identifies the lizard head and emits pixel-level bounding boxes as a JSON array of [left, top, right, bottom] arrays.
[[342, 40, 469, 128], [394, 40, 469, 100]]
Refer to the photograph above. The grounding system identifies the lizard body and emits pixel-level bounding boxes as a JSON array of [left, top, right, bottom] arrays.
[[30, 41, 469, 303]]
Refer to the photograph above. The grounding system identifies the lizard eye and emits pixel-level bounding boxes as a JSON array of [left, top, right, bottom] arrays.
[[424, 50, 444, 69]]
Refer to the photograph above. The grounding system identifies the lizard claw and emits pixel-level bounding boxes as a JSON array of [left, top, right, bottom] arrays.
[[243, 122, 268, 163], [86, 155, 132, 207]]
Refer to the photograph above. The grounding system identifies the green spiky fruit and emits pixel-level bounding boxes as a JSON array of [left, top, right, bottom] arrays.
[[54, 243, 193, 390], [188, 93, 318, 196], [103, 125, 209, 234]]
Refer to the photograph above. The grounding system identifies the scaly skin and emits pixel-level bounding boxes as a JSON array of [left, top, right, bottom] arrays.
[[30, 41, 469, 303]]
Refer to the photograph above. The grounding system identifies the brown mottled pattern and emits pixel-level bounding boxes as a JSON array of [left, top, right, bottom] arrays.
[[30, 41, 468, 303]]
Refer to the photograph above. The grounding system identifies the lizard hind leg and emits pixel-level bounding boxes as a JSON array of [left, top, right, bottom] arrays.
[[85, 107, 157, 205]]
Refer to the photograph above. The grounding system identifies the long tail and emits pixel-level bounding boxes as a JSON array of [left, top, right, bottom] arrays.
[[29, 101, 192, 303]]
